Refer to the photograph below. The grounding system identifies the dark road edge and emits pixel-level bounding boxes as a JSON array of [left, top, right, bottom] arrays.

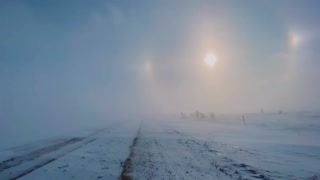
[[120, 127, 141, 180]]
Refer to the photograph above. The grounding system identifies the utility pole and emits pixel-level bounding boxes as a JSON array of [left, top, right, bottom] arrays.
[[242, 115, 246, 126]]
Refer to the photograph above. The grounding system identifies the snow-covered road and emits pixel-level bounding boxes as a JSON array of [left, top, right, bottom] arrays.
[[1, 114, 320, 180], [122, 121, 279, 180]]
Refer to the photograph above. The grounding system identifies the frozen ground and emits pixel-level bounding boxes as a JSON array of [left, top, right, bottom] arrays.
[[0, 112, 319, 179]]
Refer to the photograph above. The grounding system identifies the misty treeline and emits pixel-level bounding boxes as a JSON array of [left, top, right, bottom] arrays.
[[181, 108, 285, 121], [180, 111, 215, 120]]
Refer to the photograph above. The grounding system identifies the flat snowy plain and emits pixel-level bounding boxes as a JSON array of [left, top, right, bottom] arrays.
[[0, 112, 319, 180]]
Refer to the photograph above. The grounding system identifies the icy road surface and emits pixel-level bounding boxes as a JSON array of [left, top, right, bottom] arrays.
[[1, 113, 320, 180]]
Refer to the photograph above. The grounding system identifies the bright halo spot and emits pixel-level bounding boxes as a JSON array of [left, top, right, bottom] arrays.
[[143, 61, 154, 79], [289, 31, 300, 48], [145, 61, 153, 73], [204, 53, 217, 67]]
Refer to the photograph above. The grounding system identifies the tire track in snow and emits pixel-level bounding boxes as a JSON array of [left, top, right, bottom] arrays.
[[8, 139, 96, 180], [0, 128, 111, 180], [0, 128, 110, 173], [0, 138, 84, 172]]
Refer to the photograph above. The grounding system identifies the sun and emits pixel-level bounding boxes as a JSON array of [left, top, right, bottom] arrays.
[[204, 53, 217, 67]]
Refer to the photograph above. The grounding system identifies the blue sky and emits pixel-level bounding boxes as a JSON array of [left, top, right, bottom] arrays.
[[1, 0, 320, 126]]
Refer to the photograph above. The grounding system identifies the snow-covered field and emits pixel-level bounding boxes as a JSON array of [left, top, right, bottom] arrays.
[[1, 112, 320, 180]]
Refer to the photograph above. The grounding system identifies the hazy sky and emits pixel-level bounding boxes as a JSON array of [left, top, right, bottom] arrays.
[[1, 0, 320, 125]]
